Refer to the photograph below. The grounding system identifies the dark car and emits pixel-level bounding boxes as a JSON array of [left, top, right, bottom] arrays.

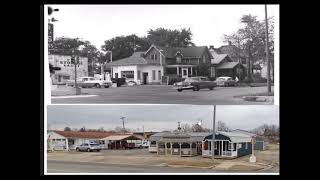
[[173, 76, 216, 92]]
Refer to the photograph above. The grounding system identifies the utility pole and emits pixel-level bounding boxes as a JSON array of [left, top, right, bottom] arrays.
[[265, 4, 271, 93], [120, 117, 126, 133], [212, 105, 216, 160]]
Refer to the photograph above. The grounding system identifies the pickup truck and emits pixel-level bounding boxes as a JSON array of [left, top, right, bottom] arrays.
[[66, 76, 112, 88], [173, 76, 216, 92]]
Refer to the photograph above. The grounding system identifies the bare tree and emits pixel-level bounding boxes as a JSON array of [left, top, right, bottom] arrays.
[[217, 121, 230, 132]]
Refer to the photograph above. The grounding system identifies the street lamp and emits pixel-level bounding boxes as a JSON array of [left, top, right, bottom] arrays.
[[71, 45, 85, 95]]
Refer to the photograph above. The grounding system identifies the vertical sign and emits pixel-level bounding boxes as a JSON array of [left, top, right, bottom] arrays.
[[48, 23, 54, 51]]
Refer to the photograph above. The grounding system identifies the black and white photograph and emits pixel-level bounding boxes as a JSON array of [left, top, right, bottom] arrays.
[[42, 4, 280, 175], [46, 5, 279, 105], [46, 105, 279, 174]]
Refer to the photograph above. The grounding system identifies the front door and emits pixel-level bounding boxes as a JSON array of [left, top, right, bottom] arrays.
[[182, 68, 188, 78], [143, 73, 148, 84]]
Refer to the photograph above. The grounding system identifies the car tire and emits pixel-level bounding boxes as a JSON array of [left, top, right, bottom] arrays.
[[177, 89, 182, 92], [76, 148, 80, 152], [209, 87, 213, 90], [94, 83, 101, 88], [104, 85, 109, 88], [193, 86, 199, 91], [97, 150, 100, 152], [87, 148, 91, 152]]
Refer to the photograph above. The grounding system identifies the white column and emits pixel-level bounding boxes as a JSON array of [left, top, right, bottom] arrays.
[[176, 67, 179, 75], [191, 67, 193, 75], [165, 142, 167, 155], [201, 141, 204, 155], [171, 143, 173, 155], [179, 143, 182, 156], [222, 141, 224, 156], [190, 143, 192, 155], [156, 142, 159, 155], [65, 139, 69, 151]]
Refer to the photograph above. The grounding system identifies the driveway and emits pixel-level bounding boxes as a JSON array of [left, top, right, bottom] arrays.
[[51, 85, 274, 105]]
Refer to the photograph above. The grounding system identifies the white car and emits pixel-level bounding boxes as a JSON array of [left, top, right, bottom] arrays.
[[67, 77, 112, 88]]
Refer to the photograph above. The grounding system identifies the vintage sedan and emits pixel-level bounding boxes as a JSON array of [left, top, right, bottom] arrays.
[[66, 77, 112, 88], [214, 76, 236, 87], [173, 76, 216, 92]]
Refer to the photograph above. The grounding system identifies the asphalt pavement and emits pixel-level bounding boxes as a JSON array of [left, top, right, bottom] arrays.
[[51, 85, 274, 105]]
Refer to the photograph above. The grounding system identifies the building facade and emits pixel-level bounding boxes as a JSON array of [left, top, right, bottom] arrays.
[[49, 54, 88, 85]]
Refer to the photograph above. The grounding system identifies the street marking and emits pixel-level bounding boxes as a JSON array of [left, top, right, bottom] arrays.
[[51, 95, 97, 99]]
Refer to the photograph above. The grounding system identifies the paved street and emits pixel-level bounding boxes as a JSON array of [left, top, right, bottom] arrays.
[[51, 85, 274, 105], [47, 160, 278, 174]]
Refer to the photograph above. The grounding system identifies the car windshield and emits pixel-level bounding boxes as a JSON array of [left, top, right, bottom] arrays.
[[89, 78, 94, 81]]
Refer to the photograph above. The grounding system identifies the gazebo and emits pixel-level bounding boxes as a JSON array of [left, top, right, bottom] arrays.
[[156, 132, 198, 157]]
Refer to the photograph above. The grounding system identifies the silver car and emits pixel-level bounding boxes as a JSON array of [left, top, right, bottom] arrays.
[[76, 143, 102, 152]]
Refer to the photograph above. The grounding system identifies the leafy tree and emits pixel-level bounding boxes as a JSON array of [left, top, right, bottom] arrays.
[[101, 34, 151, 61], [64, 127, 71, 131], [147, 28, 194, 47], [50, 37, 100, 76]]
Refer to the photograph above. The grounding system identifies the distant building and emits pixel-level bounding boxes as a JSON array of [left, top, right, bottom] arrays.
[[49, 54, 88, 85]]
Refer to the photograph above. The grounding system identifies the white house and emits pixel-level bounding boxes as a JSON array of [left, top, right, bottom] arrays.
[[108, 51, 164, 85], [52, 131, 113, 150], [47, 131, 69, 151]]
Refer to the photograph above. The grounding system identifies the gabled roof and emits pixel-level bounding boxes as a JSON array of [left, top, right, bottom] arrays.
[[211, 54, 230, 64], [107, 52, 160, 66], [204, 131, 252, 143], [54, 131, 114, 139], [151, 45, 211, 59], [216, 62, 240, 69]]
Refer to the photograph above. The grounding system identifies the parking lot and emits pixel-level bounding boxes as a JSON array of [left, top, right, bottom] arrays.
[[51, 85, 274, 105], [47, 144, 279, 173]]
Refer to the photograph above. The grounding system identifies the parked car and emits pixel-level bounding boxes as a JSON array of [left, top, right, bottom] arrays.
[[173, 76, 216, 92], [214, 76, 236, 87], [75, 143, 102, 152], [135, 141, 149, 148], [67, 77, 112, 88]]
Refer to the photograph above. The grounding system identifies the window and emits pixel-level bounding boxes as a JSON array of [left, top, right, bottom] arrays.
[[238, 143, 242, 148], [151, 54, 158, 60], [158, 71, 161, 80], [63, 76, 70, 80], [176, 56, 182, 63], [137, 71, 141, 80], [121, 71, 134, 79], [214, 142, 217, 150], [60, 61, 63, 64], [152, 70, 156, 80], [166, 143, 171, 148]]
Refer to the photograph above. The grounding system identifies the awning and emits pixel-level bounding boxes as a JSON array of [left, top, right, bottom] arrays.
[[100, 134, 144, 141]]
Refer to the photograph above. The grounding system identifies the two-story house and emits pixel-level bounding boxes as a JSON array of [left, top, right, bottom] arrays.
[[107, 44, 213, 85]]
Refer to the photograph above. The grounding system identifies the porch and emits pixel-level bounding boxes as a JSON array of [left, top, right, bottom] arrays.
[[202, 140, 238, 159], [165, 65, 198, 78]]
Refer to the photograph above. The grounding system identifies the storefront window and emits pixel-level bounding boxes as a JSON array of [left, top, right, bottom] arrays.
[[121, 71, 134, 79]]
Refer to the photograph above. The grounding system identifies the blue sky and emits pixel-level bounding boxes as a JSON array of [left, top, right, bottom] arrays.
[[47, 105, 279, 132], [47, 5, 279, 50]]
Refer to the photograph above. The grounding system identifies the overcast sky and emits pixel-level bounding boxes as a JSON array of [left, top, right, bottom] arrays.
[[47, 5, 279, 50], [47, 105, 279, 132]]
